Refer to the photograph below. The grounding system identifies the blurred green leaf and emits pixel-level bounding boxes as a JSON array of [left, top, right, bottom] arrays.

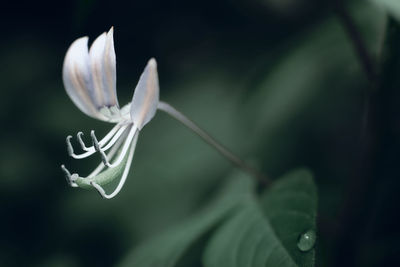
[[238, 1, 386, 176], [119, 169, 317, 267], [259, 169, 317, 266], [370, 0, 400, 21], [203, 169, 317, 267], [245, 2, 385, 140], [118, 171, 255, 267]]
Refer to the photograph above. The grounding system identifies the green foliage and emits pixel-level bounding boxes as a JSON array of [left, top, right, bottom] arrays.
[[245, 2, 384, 140], [2, 0, 396, 266], [204, 170, 317, 267], [259, 170, 317, 266], [370, 0, 400, 21], [119, 169, 317, 267], [118, 172, 255, 267]]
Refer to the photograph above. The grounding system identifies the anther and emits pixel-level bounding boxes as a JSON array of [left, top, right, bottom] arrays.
[[61, 164, 78, 187], [91, 130, 111, 166], [91, 125, 137, 168], [91, 130, 100, 150], [66, 135, 74, 156], [77, 132, 90, 151]]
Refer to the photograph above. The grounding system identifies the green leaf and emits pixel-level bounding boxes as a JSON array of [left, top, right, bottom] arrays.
[[203, 169, 317, 267], [370, 0, 400, 21], [117, 171, 255, 267], [244, 2, 385, 143], [260, 169, 317, 266]]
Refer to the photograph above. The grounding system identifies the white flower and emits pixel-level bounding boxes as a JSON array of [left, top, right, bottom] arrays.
[[61, 27, 159, 199]]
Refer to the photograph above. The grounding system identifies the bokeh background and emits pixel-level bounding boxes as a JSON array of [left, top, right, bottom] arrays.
[[0, 0, 399, 266]]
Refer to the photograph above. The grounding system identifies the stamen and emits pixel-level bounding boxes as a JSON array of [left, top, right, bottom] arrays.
[[61, 125, 129, 188], [89, 125, 128, 163], [66, 135, 75, 156], [76, 123, 122, 152], [61, 164, 79, 187], [66, 123, 125, 159], [87, 130, 126, 178], [77, 132, 90, 151], [90, 131, 139, 199], [90, 181, 107, 197], [100, 125, 128, 150], [98, 123, 123, 147], [66, 139, 96, 159], [92, 124, 137, 168]]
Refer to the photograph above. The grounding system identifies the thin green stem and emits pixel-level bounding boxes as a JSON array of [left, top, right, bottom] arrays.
[[334, 0, 377, 84], [157, 101, 270, 186]]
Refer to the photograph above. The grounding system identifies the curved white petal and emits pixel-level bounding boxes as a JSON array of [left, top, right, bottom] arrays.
[[62, 37, 102, 119], [130, 58, 159, 130], [103, 27, 118, 107], [88, 28, 119, 109], [89, 32, 107, 107]]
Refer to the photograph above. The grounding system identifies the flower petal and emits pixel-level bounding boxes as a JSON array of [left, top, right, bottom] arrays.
[[89, 32, 107, 107], [62, 37, 102, 119], [130, 58, 159, 130], [88, 28, 119, 109], [103, 27, 118, 107]]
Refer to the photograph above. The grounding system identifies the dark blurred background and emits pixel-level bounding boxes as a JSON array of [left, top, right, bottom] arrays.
[[0, 0, 399, 266]]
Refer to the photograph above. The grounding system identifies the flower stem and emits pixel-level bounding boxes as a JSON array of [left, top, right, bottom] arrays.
[[157, 101, 270, 186]]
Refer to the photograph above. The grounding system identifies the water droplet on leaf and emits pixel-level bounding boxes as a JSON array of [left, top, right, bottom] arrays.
[[297, 230, 316, 252]]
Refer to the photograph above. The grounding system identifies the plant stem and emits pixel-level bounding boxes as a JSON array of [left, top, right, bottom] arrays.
[[334, 0, 377, 84], [332, 4, 395, 266], [157, 101, 270, 186]]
